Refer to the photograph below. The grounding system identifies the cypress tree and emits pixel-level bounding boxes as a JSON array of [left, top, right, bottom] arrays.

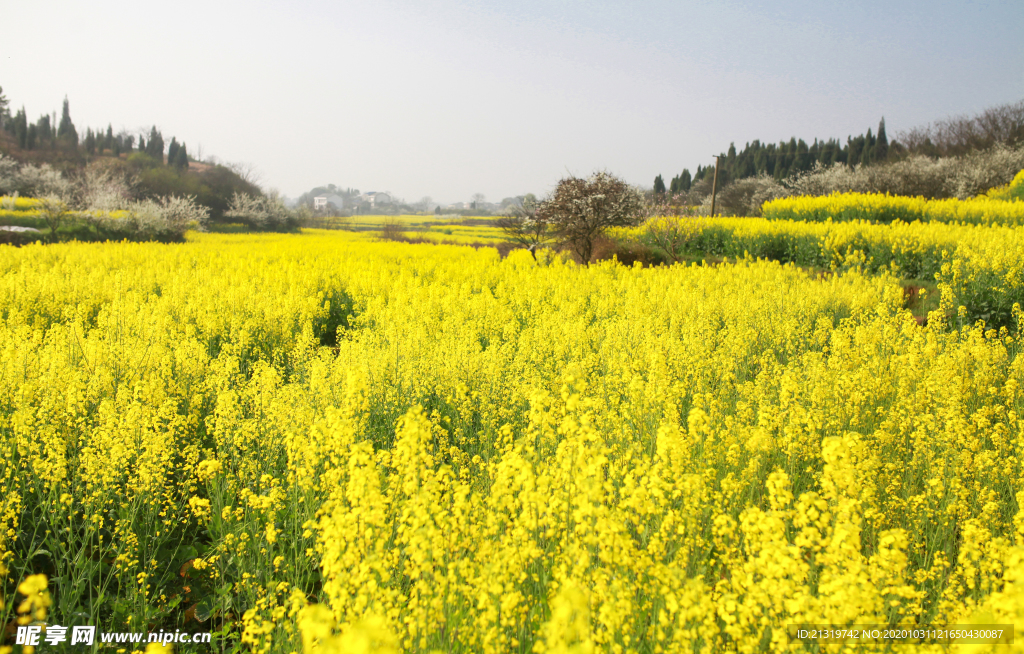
[[104, 125, 114, 153], [754, 151, 767, 175], [84, 128, 96, 155], [138, 137, 145, 154], [26, 124, 37, 150], [741, 155, 755, 178], [167, 138, 180, 166], [14, 107, 27, 149], [795, 139, 809, 173], [774, 161, 788, 181], [875, 118, 889, 162], [680, 169, 691, 191], [809, 138, 820, 167], [861, 129, 874, 167], [653, 174, 666, 196], [847, 136, 862, 168], [0, 85, 7, 131], [146, 126, 164, 161], [37, 114, 51, 142], [174, 143, 189, 170], [56, 96, 78, 147]]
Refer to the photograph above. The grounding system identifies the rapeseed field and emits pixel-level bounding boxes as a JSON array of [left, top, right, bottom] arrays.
[[762, 192, 1024, 226], [1, 227, 1023, 653]]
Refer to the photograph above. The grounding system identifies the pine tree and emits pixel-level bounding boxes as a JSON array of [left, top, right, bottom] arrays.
[[653, 174, 666, 196], [847, 136, 862, 168], [56, 96, 78, 147], [795, 139, 809, 173], [861, 129, 874, 166], [0, 86, 8, 131], [37, 114, 51, 142], [874, 118, 889, 162], [26, 124, 37, 150], [84, 128, 96, 155], [138, 137, 146, 154], [174, 143, 189, 170], [680, 169, 691, 191], [104, 125, 114, 153], [14, 107, 27, 149], [754, 151, 767, 175], [146, 126, 164, 161], [167, 138, 180, 166]]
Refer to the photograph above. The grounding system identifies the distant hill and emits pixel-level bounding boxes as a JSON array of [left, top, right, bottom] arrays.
[[655, 99, 1024, 194], [0, 91, 262, 221]]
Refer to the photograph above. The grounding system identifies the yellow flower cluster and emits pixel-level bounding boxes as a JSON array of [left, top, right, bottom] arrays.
[[620, 215, 1024, 329], [0, 195, 41, 211], [762, 191, 1024, 225], [0, 230, 1022, 652], [986, 169, 1024, 202]]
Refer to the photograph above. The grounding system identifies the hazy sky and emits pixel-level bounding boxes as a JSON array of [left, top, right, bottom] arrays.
[[2, 0, 1022, 205]]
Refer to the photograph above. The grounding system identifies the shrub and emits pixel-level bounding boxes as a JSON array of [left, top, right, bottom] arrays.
[[94, 195, 209, 241], [0, 154, 18, 195], [70, 163, 135, 211], [224, 191, 299, 231], [712, 174, 789, 216], [379, 219, 406, 241], [35, 196, 70, 242], [640, 215, 707, 263], [495, 196, 555, 260], [10, 163, 71, 198], [787, 144, 1024, 199]]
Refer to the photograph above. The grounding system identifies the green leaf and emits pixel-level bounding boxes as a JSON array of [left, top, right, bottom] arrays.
[[195, 599, 213, 622]]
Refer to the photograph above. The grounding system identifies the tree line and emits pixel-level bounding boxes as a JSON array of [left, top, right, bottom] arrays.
[[655, 118, 895, 195], [0, 86, 273, 225], [654, 99, 1024, 195], [0, 92, 190, 168]]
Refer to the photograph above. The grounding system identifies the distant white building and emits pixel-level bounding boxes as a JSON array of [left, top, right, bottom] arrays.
[[359, 192, 391, 208], [313, 194, 347, 213]]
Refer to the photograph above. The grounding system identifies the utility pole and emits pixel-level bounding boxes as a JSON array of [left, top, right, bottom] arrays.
[[710, 155, 721, 218]]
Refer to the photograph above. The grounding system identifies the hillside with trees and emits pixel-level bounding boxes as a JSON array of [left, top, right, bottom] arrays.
[[0, 86, 269, 226], [653, 99, 1024, 216]]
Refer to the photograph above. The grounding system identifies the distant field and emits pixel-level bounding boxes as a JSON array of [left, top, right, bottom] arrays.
[[308, 214, 507, 243], [0, 195, 43, 226], [323, 214, 500, 229]]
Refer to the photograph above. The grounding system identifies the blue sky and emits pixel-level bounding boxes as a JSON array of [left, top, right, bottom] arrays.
[[2, 0, 1022, 204]]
